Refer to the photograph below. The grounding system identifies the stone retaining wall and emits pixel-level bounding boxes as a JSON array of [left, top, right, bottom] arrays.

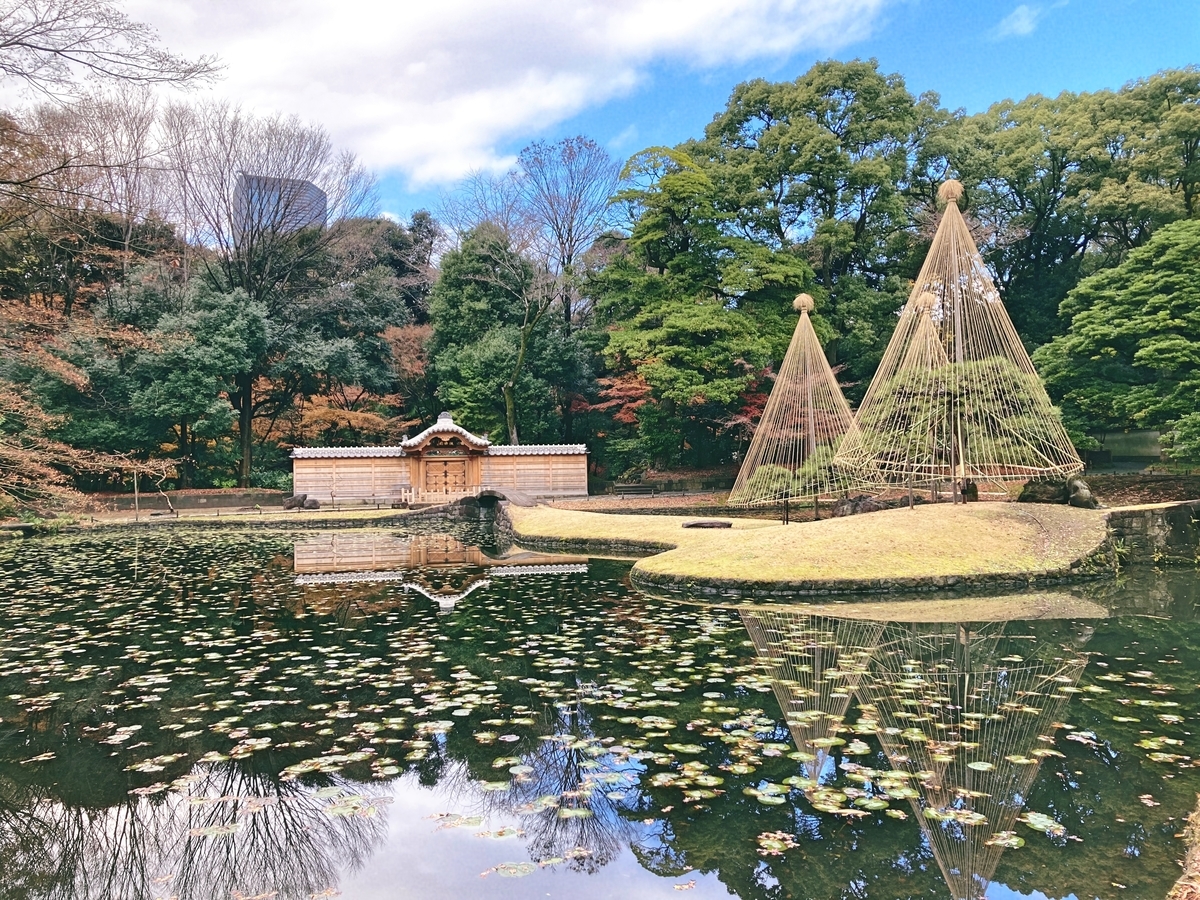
[[1106, 500, 1200, 565]]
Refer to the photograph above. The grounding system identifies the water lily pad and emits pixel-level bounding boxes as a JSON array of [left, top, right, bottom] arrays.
[[985, 831, 1026, 849], [664, 743, 705, 754], [558, 807, 593, 819]]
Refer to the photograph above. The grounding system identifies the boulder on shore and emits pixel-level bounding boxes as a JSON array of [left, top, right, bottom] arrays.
[[1068, 476, 1100, 509], [283, 493, 307, 510], [1017, 477, 1101, 509]]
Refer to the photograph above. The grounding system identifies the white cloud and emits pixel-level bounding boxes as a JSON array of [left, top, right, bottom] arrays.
[[126, 0, 890, 187], [992, 3, 1058, 39]]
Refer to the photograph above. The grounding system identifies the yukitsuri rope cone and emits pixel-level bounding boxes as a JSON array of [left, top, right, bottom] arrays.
[[856, 622, 1087, 900], [740, 609, 885, 784], [727, 293, 858, 510], [835, 180, 1083, 497]]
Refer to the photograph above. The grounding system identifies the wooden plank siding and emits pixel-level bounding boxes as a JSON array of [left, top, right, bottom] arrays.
[[481, 454, 588, 497], [293, 457, 411, 504]]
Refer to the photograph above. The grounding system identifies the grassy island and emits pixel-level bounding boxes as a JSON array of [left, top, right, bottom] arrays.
[[507, 503, 1111, 595]]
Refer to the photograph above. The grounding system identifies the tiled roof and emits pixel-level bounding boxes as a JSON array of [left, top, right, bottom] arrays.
[[291, 446, 406, 459], [487, 444, 588, 456], [400, 411, 491, 450]]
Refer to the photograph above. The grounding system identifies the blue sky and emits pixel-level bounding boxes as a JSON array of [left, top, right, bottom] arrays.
[[135, 0, 1198, 226], [377, 0, 1200, 220]]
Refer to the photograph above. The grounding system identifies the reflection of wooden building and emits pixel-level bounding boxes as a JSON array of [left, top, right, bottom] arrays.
[[293, 531, 587, 575], [290, 412, 588, 504], [292, 531, 588, 613]]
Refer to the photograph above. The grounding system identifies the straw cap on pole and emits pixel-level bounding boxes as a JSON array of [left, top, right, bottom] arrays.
[[937, 179, 964, 206], [793, 293, 815, 313]]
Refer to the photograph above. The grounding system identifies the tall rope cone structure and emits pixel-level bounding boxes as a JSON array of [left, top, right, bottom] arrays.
[[835, 180, 1083, 496], [728, 293, 858, 510]]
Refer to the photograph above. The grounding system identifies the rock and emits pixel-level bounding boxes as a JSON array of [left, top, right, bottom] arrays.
[[301, 498, 320, 510], [283, 493, 307, 510], [1067, 476, 1101, 509], [832, 495, 888, 517], [1017, 480, 1068, 504], [961, 480, 979, 502], [682, 520, 733, 529]]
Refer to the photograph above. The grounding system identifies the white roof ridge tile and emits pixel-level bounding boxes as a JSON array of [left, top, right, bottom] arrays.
[[290, 446, 407, 459]]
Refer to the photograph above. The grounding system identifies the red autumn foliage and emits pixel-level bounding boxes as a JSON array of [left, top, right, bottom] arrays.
[[589, 373, 652, 425]]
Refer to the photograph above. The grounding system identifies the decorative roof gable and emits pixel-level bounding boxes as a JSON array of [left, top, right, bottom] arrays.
[[400, 412, 491, 451]]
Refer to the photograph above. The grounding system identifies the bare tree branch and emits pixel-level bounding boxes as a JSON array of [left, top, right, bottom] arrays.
[[0, 0, 221, 95]]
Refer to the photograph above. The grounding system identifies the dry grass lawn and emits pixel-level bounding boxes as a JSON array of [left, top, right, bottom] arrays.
[[507, 502, 1109, 587]]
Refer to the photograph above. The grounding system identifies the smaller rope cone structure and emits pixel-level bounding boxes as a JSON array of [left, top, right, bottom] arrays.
[[835, 181, 1083, 493], [728, 294, 858, 507]]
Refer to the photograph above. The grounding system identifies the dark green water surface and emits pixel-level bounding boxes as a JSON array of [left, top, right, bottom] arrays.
[[1, 522, 1199, 900]]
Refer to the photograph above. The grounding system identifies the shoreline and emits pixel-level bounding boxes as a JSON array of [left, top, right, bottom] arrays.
[[502, 502, 1125, 599]]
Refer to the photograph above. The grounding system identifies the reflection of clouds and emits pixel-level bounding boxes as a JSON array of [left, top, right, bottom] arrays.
[[0, 764, 389, 900], [437, 702, 645, 872]]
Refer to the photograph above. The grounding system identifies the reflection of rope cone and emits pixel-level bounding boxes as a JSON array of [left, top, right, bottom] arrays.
[[740, 609, 885, 781], [835, 180, 1082, 493], [858, 622, 1087, 900]]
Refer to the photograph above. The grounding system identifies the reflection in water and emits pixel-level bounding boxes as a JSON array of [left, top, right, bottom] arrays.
[[4, 525, 1200, 900], [860, 622, 1087, 900], [293, 532, 587, 612], [439, 700, 645, 872], [0, 764, 386, 900], [741, 610, 884, 782], [740, 602, 1090, 900]]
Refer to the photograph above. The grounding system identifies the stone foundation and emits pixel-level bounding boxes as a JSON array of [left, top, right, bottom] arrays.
[[1106, 501, 1200, 565]]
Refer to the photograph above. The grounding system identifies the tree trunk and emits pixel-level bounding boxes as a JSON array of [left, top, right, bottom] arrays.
[[504, 327, 532, 446], [503, 382, 520, 445], [236, 375, 253, 488], [179, 420, 192, 489]]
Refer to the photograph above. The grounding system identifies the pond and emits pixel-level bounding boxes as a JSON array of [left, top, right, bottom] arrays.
[[1, 520, 1198, 900]]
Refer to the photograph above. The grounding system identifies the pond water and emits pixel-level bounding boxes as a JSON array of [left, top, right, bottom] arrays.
[[1, 520, 1199, 900]]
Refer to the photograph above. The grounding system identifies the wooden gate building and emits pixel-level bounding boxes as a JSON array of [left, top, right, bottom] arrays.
[[290, 412, 588, 504]]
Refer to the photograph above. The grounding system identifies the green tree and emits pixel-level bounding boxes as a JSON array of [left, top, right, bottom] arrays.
[[430, 225, 587, 444], [1034, 219, 1200, 460], [956, 67, 1200, 348]]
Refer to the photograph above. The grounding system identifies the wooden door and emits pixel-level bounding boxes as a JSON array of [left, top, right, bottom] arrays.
[[425, 459, 467, 493]]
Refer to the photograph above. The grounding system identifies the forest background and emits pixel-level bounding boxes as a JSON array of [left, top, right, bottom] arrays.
[[1, 2, 1198, 512]]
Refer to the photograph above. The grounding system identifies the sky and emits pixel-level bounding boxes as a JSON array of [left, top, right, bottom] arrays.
[[123, 0, 1200, 224]]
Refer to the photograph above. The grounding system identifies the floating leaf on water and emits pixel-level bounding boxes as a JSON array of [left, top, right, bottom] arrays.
[[1018, 811, 1067, 837], [558, 807, 593, 819], [1005, 755, 1036, 765], [477, 826, 524, 839], [854, 797, 889, 810], [482, 862, 536, 878], [985, 831, 1026, 849], [967, 761, 995, 772], [188, 823, 240, 838]]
